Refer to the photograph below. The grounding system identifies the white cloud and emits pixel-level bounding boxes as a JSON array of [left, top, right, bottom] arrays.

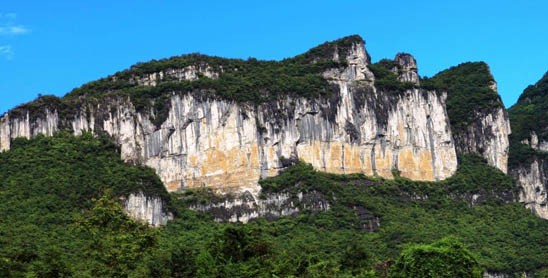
[[0, 12, 29, 36], [0, 12, 28, 60], [0, 45, 13, 60], [0, 25, 29, 35]]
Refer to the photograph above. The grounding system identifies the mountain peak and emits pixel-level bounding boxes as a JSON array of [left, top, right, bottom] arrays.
[[291, 34, 369, 65], [394, 53, 419, 84]]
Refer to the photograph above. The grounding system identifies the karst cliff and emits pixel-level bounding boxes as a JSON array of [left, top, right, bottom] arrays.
[[508, 72, 548, 219], [0, 35, 519, 222]]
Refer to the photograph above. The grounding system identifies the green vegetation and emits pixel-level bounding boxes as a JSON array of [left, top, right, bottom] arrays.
[[0, 133, 168, 276], [71, 54, 340, 104], [157, 158, 544, 277], [1, 133, 546, 277], [7, 35, 424, 129], [290, 34, 364, 64], [9, 37, 368, 126], [76, 192, 158, 277], [368, 59, 415, 91], [509, 72, 548, 141], [422, 62, 503, 132], [390, 237, 482, 278], [508, 139, 548, 168], [508, 72, 548, 166], [60, 37, 358, 112]]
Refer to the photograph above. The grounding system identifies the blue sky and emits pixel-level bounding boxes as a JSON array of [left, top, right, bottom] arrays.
[[1, 1, 547, 114]]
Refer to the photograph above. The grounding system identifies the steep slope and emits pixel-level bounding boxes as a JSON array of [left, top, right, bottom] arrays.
[[0, 133, 170, 276], [424, 62, 511, 173], [0, 35, 457, 193], [508, 71, 548, 219], [156, 158, 547, 277], [2, 134, 547, 276], [0, 132, 172, 226]]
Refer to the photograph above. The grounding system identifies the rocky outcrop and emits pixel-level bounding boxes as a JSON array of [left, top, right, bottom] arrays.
[[393, 53, 420, 85], [0, 36, 458, 195], [507, 71, 548, 219], [123, 192, 173, 226], [483, 272, 509, 278], [431, 62, 511, 174], [188, 191, 330, 223], [0, 109, 58, 146], [513, 131, 548, 220], [521, 131, 548, 152], [483, 271, 532, 278], [186, 190, 380, 230], [131, 64, 220, 86], [454, 107, 511, 173], [511, 158, 548, 219]]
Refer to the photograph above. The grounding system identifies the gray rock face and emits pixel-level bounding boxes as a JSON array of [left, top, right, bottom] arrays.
[[123, 192, 173, 226], [187, 189, 380, 230], [393, 53, 420, 85], [483, 271, 531, 278], [132, 64, 220, 86], [189, 191, 330, 223], [511, 158, 548, 219], [513, 131, 548, 219], [435, 62, 510, 174], [454, 106, 511, 174]]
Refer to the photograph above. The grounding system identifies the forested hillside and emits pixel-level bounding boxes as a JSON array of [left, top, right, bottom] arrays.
[[1, 134, 547, 277]]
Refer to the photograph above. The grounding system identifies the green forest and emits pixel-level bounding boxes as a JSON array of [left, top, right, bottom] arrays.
[[1, 134, 547, 277], [508, 72, 548, 167], [421, 62, 503, 133]]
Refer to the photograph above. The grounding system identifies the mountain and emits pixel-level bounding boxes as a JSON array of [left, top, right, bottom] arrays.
[[1, 35, 509, 194], [0, 35, 547, 276], [425, 62, 510, 173], [508, 72, 548, 218]]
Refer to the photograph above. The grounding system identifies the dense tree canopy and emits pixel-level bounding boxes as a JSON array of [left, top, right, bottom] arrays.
[[422, 62, 503, 133], [508, 72, 548, 166], [0, 134, 547, 276], [391, 237, 482, 278]]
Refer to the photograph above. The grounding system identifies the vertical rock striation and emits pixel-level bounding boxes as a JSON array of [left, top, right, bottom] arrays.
[[454, 106, 511, 173], [188, 191, 330, 223], [507, 71, 548, 219], [123, 192, 173, 226], [430, 62, 510, 173], [511, 158, 548, 219], [393, 53, 420, 85], [0, 36, 458, 202]]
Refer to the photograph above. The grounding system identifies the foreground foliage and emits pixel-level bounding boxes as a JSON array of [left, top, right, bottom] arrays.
[[391, 237, 482, 278], [0, 134, 547, 277]]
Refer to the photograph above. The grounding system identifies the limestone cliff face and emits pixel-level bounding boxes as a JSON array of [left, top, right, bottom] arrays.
[[393, 53, 420, 85], [454, 106, 511, 173], [132, 63, 220, 86], [483, 272, 531, 278], [510, 131, 548, 219], [511, 158, 548, 219], [188, 191, 330, 223], [431, 62, 511, 173], [0, 36, 457, 196], [507, 72, 548, 219], [123, 193, 173, 226]]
